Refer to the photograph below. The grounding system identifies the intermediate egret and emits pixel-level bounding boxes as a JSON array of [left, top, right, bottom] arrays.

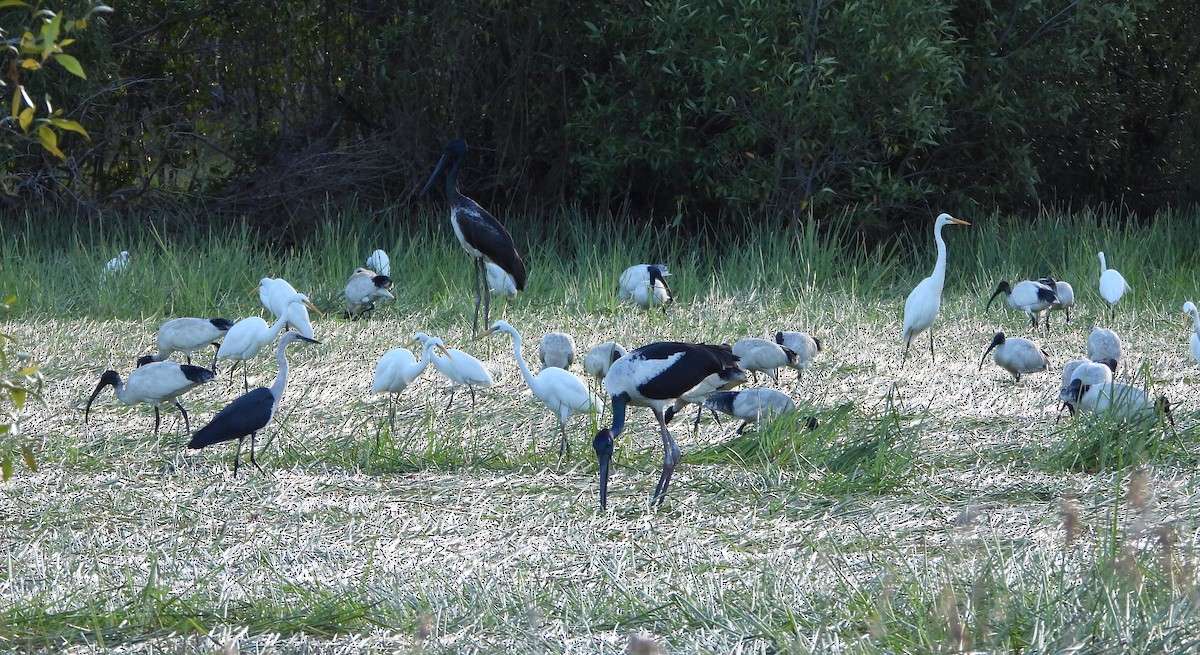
[[1086, 326, 1122, 368], [85, 362, 214, 435], [344, 268, 394, 317], [1039, 278, 1075, 327], [372, 336, 450, 430], [481, 320, 600, 457], [188, 332, 320, 475], [1183, 301, 1200, 368], [986, 279, 1058, 330], [774, 331, 822, 376], [1059, 378, 1173, 426], [486, 262, 518, 299], [977, 331, 1050, 382], [539, 332, 577, 371], [583, 342, 627, 383], [217, 293, 318, 391], [419, 139, 527, 332], [732, 338, 797, 384], [1098, 251, 1131, 309], [593, 341, 740, 509], [258, 277, 318, 339], [703, 387, 796, 434], [618, 264, 673, 311], [366, 249, 391, 276], [662, 366, 748, 431], [137, 317, 235, 369], [901, 213, 970, 360], [412, 332, 496, 410]]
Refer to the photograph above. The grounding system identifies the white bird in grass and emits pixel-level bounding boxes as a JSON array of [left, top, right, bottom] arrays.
[[137, 317, 235, 369], [618, 264, 673, 311], [258, 277, 318, 339], [481, 320, 600, 458], [1098, 251, 1131, 310], [986, 279, 1058, 330], [189, 332, 320, 475], [85, 362, 215, 435], [344, 267, 395, 317], [366, 249, 391, 276], [977, 332, 1050, 382], [486, 262, 518, 299], [217, 293, 318, 391], [412, 332, 496, 410], [1058, 357, 1116, 418], [539, 332, 576, 371], [732, 338, 797, 384], [902, 213, 970, 360], [583, 341, 627, 383], [372, 336, 450, 430], [1039, 278, 1075, 327], [1182, 301, 1200, 369], [774, 331, 822, 376], [1086, 326, 1122, 369], [703, 387, 797, 434], [662, 366, 749, 431], [593, 341, 740, 509], [1059, 378, 1173, 426], [102, 251, 130, 279]]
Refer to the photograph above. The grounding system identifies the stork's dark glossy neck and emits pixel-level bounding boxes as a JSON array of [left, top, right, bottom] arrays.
[[608, 392, 629, 437]]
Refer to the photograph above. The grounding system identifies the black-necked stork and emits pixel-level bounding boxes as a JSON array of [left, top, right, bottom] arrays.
[[258, 277, 319, 339], [188, 331, 319, 474], [412, 331, 496, 410], [216, 292, 319, 391], [987, 279, 1058, 330], [1098, 251, 1131, 309], [85, 361, 215, 435], [732, 338, 797, 384], [593, 341, 740, 509], [344, 267, 394, 317], [1184, 302, 1200, 368], [419, 139, 527, 332], [977, 332, 1050, 382], [703, 387, 797, 434], [538, 331, 577, 371], [618, 264, 673, 311], [1086, 326, 1122, 368], [481, 320, 599, 458], [583, 341, 627, 383], [137, 317, 235, 370], [902, 213, 970, 360], [372, 336, 449, 430], [774, 331, 822, 376]]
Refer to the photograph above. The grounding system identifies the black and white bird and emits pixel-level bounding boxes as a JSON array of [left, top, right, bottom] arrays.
[[258, 277, 318, 339], [1182, 301, 1200, 369], [344, 267, 394, 317], [372, 336, 449, 430], [618, 264, 673, 311], [732, 338, 797, 384], [977, 332, 1050, 382], [703, 387, 796, 434], [1059, 378, 1172, 425], [217, 292, 318, 391], [366, 249, 391, 276], [1098, 251, 1131, 309], [662, 366, 748, 431], [592, 341, 740, 509], [583, 341, 628, 383], [1086, 326, 1122, 368], [420, 139, 527, 332], [85, 362, 215, 435], [137, 317, 235, 369], [1058, 357, 1116, 418], [774, 331, 822, 376], [901, 213, 970, 360], [412, 332, 496, 409], [188, 332, 320, 474], [1039, 278, 1075, 327], [538, 332, 577, 371], [986, 279, 1058, 330]]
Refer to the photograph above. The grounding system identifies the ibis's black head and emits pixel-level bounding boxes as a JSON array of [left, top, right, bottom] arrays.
[[781, 346, 798, 366], [1058, 378, 1084, 405], [774, 331, 784, 345], [136, 355, 155, 367], [593, 428, 615, 510], [210, 318, 235, 332], [84, 370, 121, 425], [813, 337, 823, 352], [978, 332, 1007, 370], [1096, 357, 1118, 374], [800, 415, 820, 431], [372, 275, 393, 289], [986, 281, 1013, 309], [1158, 395, 1175, 426]]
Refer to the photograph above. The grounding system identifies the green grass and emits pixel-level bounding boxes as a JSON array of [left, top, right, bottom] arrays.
[[2, 206, 1200, 652]]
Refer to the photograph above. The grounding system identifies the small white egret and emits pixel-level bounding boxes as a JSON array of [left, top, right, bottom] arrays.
[[344, 268, 395, 317], [1098, 251, 1131, 309], [138, 317, 235, 369], [977, 331, 1050, 382], [902, 213, 970, 360], [732, 338, 797, 384], [217, 293, 318, 391], [102, 251, 130, 279], [1183, 301, 1200, 369], [618, 264, 673, 311], [366, 249, 391, 276], [538, 332, 577, 371], [85, 362, 215, 435], [486, 262, 518, 299], [412, 332, 496, 409]]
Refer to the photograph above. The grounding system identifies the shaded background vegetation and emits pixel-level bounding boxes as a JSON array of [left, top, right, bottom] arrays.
[[2, 0, 1197, 237]]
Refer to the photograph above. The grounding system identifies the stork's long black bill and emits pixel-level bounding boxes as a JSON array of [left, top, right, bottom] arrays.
[[593, 428, 615, 510], [419, 153, 449, 197]]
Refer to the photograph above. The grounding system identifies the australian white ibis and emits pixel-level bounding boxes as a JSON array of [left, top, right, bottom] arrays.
[[618, 264, 673, 311], [731, 338, 797, 384], [217, 293, 318, 391], [662, 366, 748, 431], [486, 262, 518, 299], [583, 341, 628, 383], [85, 362, 214, 435], [419, 139, 527, 332], [1058, 357, 1116, 418], [1039, 278, 1075, 327], [1098, 251, 1131, 309], [344, 267, 394, 317], [1086, 326, 1123, 369], [901, 213, 970, 360], [1059, 378, 1173, 426], [137, 317, 235, 369], [412, 332, 496, 410], [774, 331, 822, 377], [188, 331, 320, 474], [978, 331, 1050, 382], [102, 251, 129, 279], [538, 331, 577, 371], [703, 387, 797, 433], [593, 341, 740, 509], [986, 279, 1058, 330]]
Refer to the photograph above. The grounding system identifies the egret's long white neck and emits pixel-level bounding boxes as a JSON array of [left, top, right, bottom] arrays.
[[270, 338, 291, 400], [1099, 252, 1108, 273], [417, 340, 438, 372], [931, 222, 951, 288], [507, 329, 538, 390], [1189, 307, 1200, 336]]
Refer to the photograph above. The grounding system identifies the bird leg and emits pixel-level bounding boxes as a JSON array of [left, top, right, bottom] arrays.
[[443, 388, 457, 412], [153, 406, 161, 437], [482, 261, 492, 330], [472, 258, 485, 334], [651, 408, 682, 507], [173, 400, 191, 434], [927, 330, 935, 362], [557, 420, 571, 459], [232, 437, 243, 476], [468, 384, 478, 410], [209, 344, 220, 373], [736, 421, 748, 434], [249, 431, 264, 473]]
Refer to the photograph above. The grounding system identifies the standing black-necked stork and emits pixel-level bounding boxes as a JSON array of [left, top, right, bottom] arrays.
[[188, 331, 320, 475], [593, 341, 740, 509], [419, 139, 527, 332], [85, 361, 215, 435]]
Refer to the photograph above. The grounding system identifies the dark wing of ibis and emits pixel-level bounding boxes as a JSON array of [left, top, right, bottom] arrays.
[[188, 387, 275, 449], [631, 342, 739, 400], [453, 200, 527, 291], [180, 364, 216, 385]]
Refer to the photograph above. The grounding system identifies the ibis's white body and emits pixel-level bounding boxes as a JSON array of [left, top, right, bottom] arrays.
[[115, 362, 209, 406], [732, 338, 795, 383], [1098, 252, 1131, 307], [145, 318, 231, 364], [1047, 280, 1074, 322], [539, 332, 577, 371], [704, 388, 796, 425], [618, 264, 672, 310], [344, 268, 394, 315], [583, 342, 628, 382], [1086, 326, 1122, 367], [979, 333, 1049, 382], [103, 251, 130, 277], [774, 331, 821, 372], [1074, 382, 1157, 420]]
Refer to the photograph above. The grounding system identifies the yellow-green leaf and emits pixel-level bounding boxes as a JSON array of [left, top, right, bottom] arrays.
[[53, 54, 86, 79], [74, 19, 87, 30], [0, 0, 32, 8], [10, 388, 26, 410], [11, 88, 20, 118], [36, 125, 65, 159], [50, 118, 89, 139], [40, 13, 63, 60], [16, 366, 38, 377], [20, 58, 40, 71], [21, 445, 37, 472], [2, 456, 12, 482], [18, 107, 34, 132], [59, 38, 76, 48], [2, 295, 15, 305]]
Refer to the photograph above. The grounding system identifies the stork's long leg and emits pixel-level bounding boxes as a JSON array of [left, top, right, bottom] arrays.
[[249, 431, 264, 473], [173, 400, 191, 433], [472, 258, 484, 333], [482, 260, 492, 329], [651, 407, 682, 507]]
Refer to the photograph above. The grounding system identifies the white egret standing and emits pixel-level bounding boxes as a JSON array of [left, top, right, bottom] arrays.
[[412, 332, 496, 410], [372, 336, 449, 430], [366, 249, 391, 276], [85, 362, 215, 435], [189, 332, 320, 475], [486, 262, 518, 299], [138, 317, 235, 369], [1183, 301, 1200, 369], [977, 332, 1050, 382], [217, 293, 318, 391], [102, 251, 130, 280], [258, 277, 318, 339], [902, 213, 971, 360], [1098, 251, 1131, 310], [481, 320, 600, 458]]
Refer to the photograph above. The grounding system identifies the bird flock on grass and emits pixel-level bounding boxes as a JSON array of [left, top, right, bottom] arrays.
[[81, 141, 1194, 511]]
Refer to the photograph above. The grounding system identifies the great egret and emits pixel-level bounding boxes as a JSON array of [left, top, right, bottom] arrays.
[[977, 331, 1050, 382], [1183, 301, 1200, 368], [217, 293, 318, 391], [412, 332, 496, 410], [258, 277, 318, 339], [85, 362, 214, 435], [902, 213, 970, 360], [1098, 251, 1131, 309], [372, 336, 450, 430], [618, 264, 673, 311], [137, 317, 235, 369]]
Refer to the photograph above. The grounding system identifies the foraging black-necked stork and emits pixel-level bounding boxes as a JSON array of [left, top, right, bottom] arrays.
[[593, 341, 740, 509], [901, 213, 970, 360], [419, 139, 527, 332], [188, 331, 320, 474], [85, 361, 215, 435], [137, 317, 235, 370], [986, 279, 1058, 330]]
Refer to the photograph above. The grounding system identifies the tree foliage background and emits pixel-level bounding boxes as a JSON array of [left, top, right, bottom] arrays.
[[2, 0, 1197, 234]]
